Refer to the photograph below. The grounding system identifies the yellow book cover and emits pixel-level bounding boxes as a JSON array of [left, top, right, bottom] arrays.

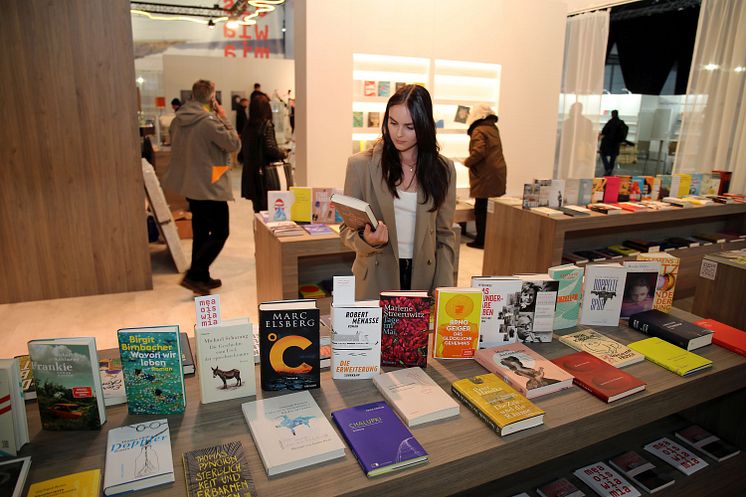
[[628, 337, 712, 376], [676, 173, 692, 197], [636, 252, 680, 312], [451, 373, 544, 436], [290, 186, 312, 223], [27, 469, 101, 497], [433, 288, 482, 359]]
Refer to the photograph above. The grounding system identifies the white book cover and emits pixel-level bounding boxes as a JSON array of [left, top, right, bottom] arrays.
[[559, 329, 644, 368], [99, 358, 126, 407], [580, 264, 628, 326], [372, 367, 459, 426], [242, 391, 345, 476], [196, 318, 257, 404], [103, 419, 175, 496], [548, 179, 566, 208], [515, 275, 559, 342], [644, 437, 709, 476], [267, 190, 295, 222], [195, 295, 221, 328], [331, 301, 382, 380], [470, 277, 523, 348], [573, 462, 641, 497], [564, 178, 581, 206], [0, 359, 29, 457]]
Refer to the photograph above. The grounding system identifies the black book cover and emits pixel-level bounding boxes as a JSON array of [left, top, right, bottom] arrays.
[[183, 441, 255, 497], [179, 332, 195, 375], [628, 309, 713, 351], [623, 239, 660, 252]]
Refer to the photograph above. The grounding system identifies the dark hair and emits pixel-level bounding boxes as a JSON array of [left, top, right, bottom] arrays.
[[254, 83, 261, 90], [171, 98, 181, 106], [381, 84, 450, 212], [248, 93, 273, 126], [611, 110, 619, 118]]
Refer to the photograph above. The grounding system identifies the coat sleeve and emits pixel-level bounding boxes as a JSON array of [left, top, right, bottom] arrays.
[[208, 116, 242, 154], [464, 128, 487, 169], [262, 122, 287, 162], [433, 160, 457, 288], [339, 156, 384, 257]]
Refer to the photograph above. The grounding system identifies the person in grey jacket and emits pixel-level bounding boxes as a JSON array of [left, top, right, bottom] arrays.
[[162, 79, 241, 295]]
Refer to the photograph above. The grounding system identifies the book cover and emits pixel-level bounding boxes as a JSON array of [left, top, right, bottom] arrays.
[[657, 175, 672, 198], [330, 193, 378, 230], [98, 357, 126, 407], [548, 179, 565, 208], [607, 244, 640, 257], [702, 173, 721, 195], [312, 187, 336, 224], [573, 462, 641, 497], [636, 252, 679, 312], [183, 441, 255, 497], [514, 275, 560, 342], [573, 250, 607, 263], [530, 207, 566, 217], [620, 260, 661, 319], [690, 173, 703, 195], [588, 203, 622, 215], [628, 309, 713, 351], [377, 81, 390, 97], [395, 82, 406, 91], [623, 239, 660, 253], [629, 176, 644, 201], [638, 175, 656, 201], [331, 300, 382, 380], [675, 425, 740, 462], [592, 177, 606, 203], [608, 450, 675, 494], [196, 319, 257, 403], [380, 291, 432, 368], [547, 264, 584, 330], [470, 277, 523, 348], [536, 477, 586, 497], [103, 419, 174, 496], [352, 111, 363, 128], [367, 111, 381, 128], [579, 263, 627, 326], [676, 173, 692, 197], [617, 175, 632, 202], [694, 319, 746, 356], [372, 367, 459, 427], [27, 338, 106, 430], [603, 176, 621, 203], [536, 179, 552, 207], [451, 373, 544, 436], [15, 355, 35, 400], [363, 80, 376, 96], [559, 329, 644, 368], [454, 105, 470, 124], [564, 178, 580, 206], [433, 287, 483, 359], [579, 178, 594, 205], [0, 359, 29, 457], [644, 437, 709, 476], [649, 175, 661, 201], [551, 351, 646, 403], [669, 174, 681, 200], [522, 183, 540, 209], [28, 469, 101, 497], [628, 337, 712, 376], [117, 326, 186, 415], [267, 190, 294, 222], [0, 457, 31, 497], [560, 205, 592, 216], [474, 343, 574, 399], [289, 186, 312, 223], [242, 391, 345, 476], [302, 223, 335, 236], [298, 283, 326, 298]]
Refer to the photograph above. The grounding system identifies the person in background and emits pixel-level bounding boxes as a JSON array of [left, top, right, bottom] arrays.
[[171, 98, 182, 113], [236, 97, 249, 163], [339, 84, 456, 300], [599, 109, 627, 176], [250, 82, 264, 102], [241, 93, 287, 212], [162, 80, 241, 295], [463, 103, 507, 249]]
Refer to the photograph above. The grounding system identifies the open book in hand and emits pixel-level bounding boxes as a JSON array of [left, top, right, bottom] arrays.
[[330, 193, 378, 230]]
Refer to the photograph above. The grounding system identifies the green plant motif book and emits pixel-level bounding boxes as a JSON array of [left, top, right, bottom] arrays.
[[117, 326, 186, 415]]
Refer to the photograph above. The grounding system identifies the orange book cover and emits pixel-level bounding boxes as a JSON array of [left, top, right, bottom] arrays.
[[433, 288, 482, 359]]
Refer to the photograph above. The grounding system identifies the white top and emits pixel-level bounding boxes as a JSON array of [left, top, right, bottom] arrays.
[[394, 190, 417, 259]]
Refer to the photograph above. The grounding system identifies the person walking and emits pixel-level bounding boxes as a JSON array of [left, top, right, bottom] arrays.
[[599, 110, 627, 176]]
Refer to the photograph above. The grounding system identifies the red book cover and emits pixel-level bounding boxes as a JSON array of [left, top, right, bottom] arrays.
[[694, 319, 746, 356], [380, 291, 432, 368], [551, 351, 646, 402], [603, 176, 621, 204]]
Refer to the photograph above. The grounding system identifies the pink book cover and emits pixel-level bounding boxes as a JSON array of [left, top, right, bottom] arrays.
[[603, 176, 621, 203]]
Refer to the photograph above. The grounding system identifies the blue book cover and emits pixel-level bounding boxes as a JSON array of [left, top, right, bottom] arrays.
[[117, 326, 186, 415], [331, 401, 428, 477]]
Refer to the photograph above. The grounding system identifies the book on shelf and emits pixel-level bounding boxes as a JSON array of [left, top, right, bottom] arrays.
[[608, 451, 674, 493], [536, 179, 552, 207], [514, 275, 559, 343], [183, 441, 256, 497], [0, 456, 31, 497], [0, 359, 29, 457], [433, 287, 483, 359], [332, 401, 428, 477], [363, 80, 376, 96], [302, 223, 335, 235], [620, 260, 661, 319], [573, 462, 641, 497], [559, 329, 644, 368], [630, 176, 645, 201], [617, 175, 632, 202], [560, 204, 592, 217], [623, 239, 660, 253], [675, 425, 741, 462], [179, 332, 195, 375], [352, 111, 363, 128], [701, 173, 721, 196], [474, 343, 574, 399], [640, 200, 676, 210], [28, 470, 101, 497], [694, 232, 726, 244], [330, 300, 382, 380], [675, 173, 692, 197], [551, 351, 646, 403], [522, 183, 540, 209], [548, 179, 565, 208], [690, 173, 703, 195], [372, 367, 459, 427], [669, 174, 682, 200], [258, 299, 320, 391], [694, 318, 746, 356], [588, 203, 622, 215], [547, 264, 584, 330], [592, 177, 606, 203], [470, 276, 523, 348], [628, 309, 713, 351], [628, 337, 712, 376], [530, 206, 566, 217], [683, 195, 713, 206], [103, 419, 174, 496], [298, 283, 327, 298], [312, 187, 336, 223], [28, 337, 107, 430], [266, 220, 305, 237], [563, 253, 589, 265], [454, 105, 470, 124], [638, 175, 657, 201], [579, 263, 627, 327], [242, 390, 345, 476], [579, 178, 594, 205], [603, 176, 621, 204], [289, 186, 313, 223], [661, 196, 692, 208], [636, 252, 679, 312], [657, 174, 672, 198], [644, 437, 709, 476], [267, 190, 294, 222], [664, 236, 697, 248], [377, 81, 390, 97], [98, 357, 126, 407], [607, 244, 640, 257], [536, 477, 586, 497], [594, 248, 623, 260], [573, 250, 607, 262], [617, 201, 648, 212], [367, 111, 381, 128], [330, 193, 378, 230], [15, 355, 35, 400], [451, 373, 544, 436], [380, 290, 432, 368], [564, 178, 581, 205]]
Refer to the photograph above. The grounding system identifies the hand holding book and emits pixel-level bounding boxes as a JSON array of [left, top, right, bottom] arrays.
[[363, 221, 388, 247]]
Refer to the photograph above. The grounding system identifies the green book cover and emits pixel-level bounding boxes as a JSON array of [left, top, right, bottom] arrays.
[[118, 326, 186, 415], [548, 264, 584, 329]]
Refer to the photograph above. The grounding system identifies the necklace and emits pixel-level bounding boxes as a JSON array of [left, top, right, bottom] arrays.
[[402, 161, 416, 173]]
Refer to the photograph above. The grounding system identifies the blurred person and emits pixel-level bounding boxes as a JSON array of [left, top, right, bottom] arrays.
[[599, 110, 628, 176]]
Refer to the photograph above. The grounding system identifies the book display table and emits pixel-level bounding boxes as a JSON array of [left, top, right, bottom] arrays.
[[16, 310, 746, 496]]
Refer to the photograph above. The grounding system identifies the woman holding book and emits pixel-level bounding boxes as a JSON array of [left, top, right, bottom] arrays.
[[340, 84, 456, 300]]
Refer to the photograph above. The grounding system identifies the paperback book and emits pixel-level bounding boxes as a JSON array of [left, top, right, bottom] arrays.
[[312, 187, 336, 223], [98, 357, 126, 406], [561, 204, 592, 216], [551, 351, 646, 403], [675, 425, 740, 462], [608, 450, 675, 494], [522, 183, 540, 209], [547, 264, 584, 329], [579, 178, 594, 205], [564, 178, 581, 205], [548, 179, 565, 208], [331, 300, 382, 380], [694, 319, 746, 356], [536, 477, 586, 497], [620, 260, 661, 319], [0, 359, 29, 457], [644, 437, 708, 476], [267, 190, 294, 222], [515, 275, 560, 342], [636, 252, 680, 312], [592, 177, 606, 202], [558, 329, 644, 368], [183, 441, 256, 497], [380, 291, 432, 368], [180, 332, 196, 375], [573, 462, 641, 497], [628, 337, 712, 376], [433, 287, 483, 359], [0, 457, 31, 497], [603, 176, 621, 203], [470, 276, 523, 348], [579, 263, 627, 326], [628, 309, 713, 351], [28, 469, 101, 497], [289, 186, 312, 223]]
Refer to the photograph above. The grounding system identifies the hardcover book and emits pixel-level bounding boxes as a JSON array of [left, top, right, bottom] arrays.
[[98, 357, 126, 407], [179, 332, 195, 375], [675, 425, 740, 462], [330, 300, 382, 380], [372, 367, 459, 426], [643, 437, 708, 476], [628, 337, 712, 376], [551, 351, 646, 403], [564, 178, 580, 205], [694, 319, 746, 356], [258, 299, 320, 391], [289, 186, 312, 223], [332, 401, 428, 477], [628, 309, 713, 351], [312, 187, 337, 223], [433, 287, 483, 359], [117, 325, 185, 415], [27, 337, 107, 430], [330, 193, 378, 230], [0, 457, 31, 497], [579, 263, 627, 326], [470, 276, 523, 348], [603, 176, 621, 203], [573, 250, 607, 263], [242, 391, 345, 476], [608, 450, 675, 494], [352, 111, 363, 128], [15, 355, 35, 400], [573, 462, 641, 497], [559, 329, 644, 368], [451, 373, 544, 436], [103, 419, 174, 496], [536, 477, 586, 497], [183, 441, 256, 497], [548, 264, 584, 329], [0, 359, 29, 457], [561, 205, 592, 216], [592, 177, 606, 203], [380, 291, 432, 368], [514, 275, 560, 342], [636, 252, 679, 312], [617, 175, 632, 202], [28, 469, 102, 497], [588, 203, 622, 215], [530, 207, 566, 217], [522, 183, 540, 209], [267, 190, 295, 222], [474, 343, 574, 399], [620, 260, 661, 319], [548, 179, 565, 208]]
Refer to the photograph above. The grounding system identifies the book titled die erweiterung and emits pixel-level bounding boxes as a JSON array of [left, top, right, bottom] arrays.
[[580, 263, 627, 326], [628, 338, 712, 377], [628, 309, 713, 351], [433, 287, 483, 359], [573, 462, 641, 497], [380, 291, 432, 368], [644, 437, 709, 475], [551, 351, 646, 403], [470, 276, 523, 348], [608, 450, 675, 494], [330, 300, 382, 380], [547, 264, 584, 330], [183, 441, 256, 497], [559, 329, 644, 368]]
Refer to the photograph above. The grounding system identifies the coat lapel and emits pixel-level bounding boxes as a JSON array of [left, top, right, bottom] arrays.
[[369, 144, 399, 260]]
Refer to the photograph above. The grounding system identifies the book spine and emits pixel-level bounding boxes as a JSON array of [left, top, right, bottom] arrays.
[[629, 317, 689, 349], [451, 387, 502, 435]]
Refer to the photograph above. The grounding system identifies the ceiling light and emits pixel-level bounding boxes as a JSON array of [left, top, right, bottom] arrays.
[[704, 63, 720, 71]]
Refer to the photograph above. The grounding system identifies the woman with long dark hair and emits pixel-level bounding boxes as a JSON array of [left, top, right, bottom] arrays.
[[340, 84, 456, 300]]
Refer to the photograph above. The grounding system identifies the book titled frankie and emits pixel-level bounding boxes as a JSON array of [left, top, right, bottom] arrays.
[[551, 351, 646, 403], [183, 441, 256, 497], [558, 329, 644, 368], [628, 309, 713, 351]]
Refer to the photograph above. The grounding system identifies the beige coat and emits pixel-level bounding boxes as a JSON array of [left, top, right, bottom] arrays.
[[340, 143, 456, 300]]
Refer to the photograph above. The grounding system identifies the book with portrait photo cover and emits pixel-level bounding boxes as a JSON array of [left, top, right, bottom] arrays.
[[454, 105, 470, 124], [330, 193, 378, 230]]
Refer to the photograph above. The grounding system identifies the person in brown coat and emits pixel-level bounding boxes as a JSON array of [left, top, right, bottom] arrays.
[[464, 103, 507, 249]]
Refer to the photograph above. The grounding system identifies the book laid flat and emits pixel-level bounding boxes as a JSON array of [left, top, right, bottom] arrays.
[[628, 338, 712, 376], [530, 206, 566, 217], [380, 291, 432, 368], [643, 437, 709, 475], [607, 244, 640, 257], [330, 300, 382, 380], [0, 359, 29, 457], [330, 193, 377, 230], [0, 456, 31, 497], [551, 351, 646, 403], [536, 477, 586, 497], [242, 391, 345, 476], [547, 264, 584, 330], [675, 425, 741, 462], [475, 343, 574, 399], [558, 329, 644, 368], [628, 309, 713, 351], [103, 419, 174, 496], [332, 401, 428, 477], [451, 373, 544, 436], [694, 319, 746, 356], [588, 203, 623, 215], [183, 441, 256, 497], [28, 469, 102, 497], [573, 462, 641, 497], [433, 287, 483, 359], [608, 450, 675, 493], [560, 205, 592, 217], [579, 263, 627, 327], [623, 239, 660, 253], [372, 367, 459, 427], [470, 276, 523, 348]]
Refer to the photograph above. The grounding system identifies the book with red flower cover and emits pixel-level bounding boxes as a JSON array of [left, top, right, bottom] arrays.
[[551, 351, 646, 403], [380, 291, 432, 368], [694, 319, 746, 356]]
